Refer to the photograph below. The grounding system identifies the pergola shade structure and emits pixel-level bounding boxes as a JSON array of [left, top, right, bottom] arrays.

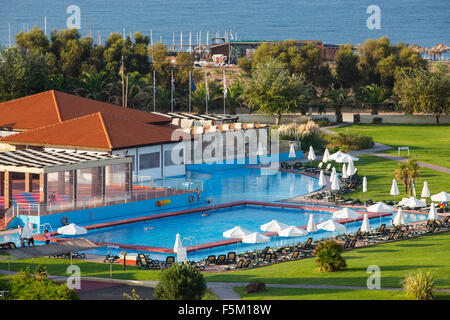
[[0, 149, 132, 208]]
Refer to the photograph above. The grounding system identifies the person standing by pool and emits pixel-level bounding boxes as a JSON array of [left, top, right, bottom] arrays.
[[44, 229, 51, 245]]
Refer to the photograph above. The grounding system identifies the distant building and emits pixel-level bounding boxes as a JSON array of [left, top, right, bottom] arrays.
[[209, 40, 340, 64]]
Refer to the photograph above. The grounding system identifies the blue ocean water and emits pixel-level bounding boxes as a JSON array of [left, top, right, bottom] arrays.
[[1, 1, 448, 48]]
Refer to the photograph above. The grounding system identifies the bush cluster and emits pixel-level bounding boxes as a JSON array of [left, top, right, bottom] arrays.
[[325, 132, 374, 151], [313, 240, 346, 272], [279, 120, 327, 151]]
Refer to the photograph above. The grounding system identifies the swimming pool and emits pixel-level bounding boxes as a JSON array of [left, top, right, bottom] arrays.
[[58, 204, 427, 261]]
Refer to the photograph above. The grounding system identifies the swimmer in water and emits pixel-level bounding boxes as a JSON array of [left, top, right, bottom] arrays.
[[201, 212, 210, 217], [144, 226, 155, 230]]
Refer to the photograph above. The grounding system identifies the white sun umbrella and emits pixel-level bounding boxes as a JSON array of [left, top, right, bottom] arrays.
[[428, 203, 438, 220], [57, 223, 88, 265], [289, 142, 296, 158], [346, 159, 356, 176], [330, 167, 337, 182], [307, 214, 317, 233], [363, 177, 367, 193], [173, 233, 183, 253], [322, 148, 330, 163], [398, 197, 409, 206], [361, 214, 371, 233], [308, 146, 316, 161], [390, 179, 400, 200], [331, 174, 340, 191], [403, 197, 427, 209], [279, 226, 308, 245], [317, 219, 346, 237], [393, 208, 404, 227], [431, 191, 450, 202], [261, 220, 289, 247], [242, 232, 270, 252], [329, 151, 347, 161], [421, 181, 430, 199], [341, 163, 348, 179], [21, 222, 33, 240], [223, 226, 252, 255], [318, 170, 326, 187], [335, 153, 359, 163], [333, 208, 362, 220], [367, 202, 394, 226]]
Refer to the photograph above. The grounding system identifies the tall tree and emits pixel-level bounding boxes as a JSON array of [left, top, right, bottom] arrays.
[[324, 89, 351, 123], [357, 84, 391, 115], [335, 44, 360, 89], [15, 26, 50, 55], [242, 58, 312, 124], [0, 48, 48, 102], [394, 64, 449, 124]]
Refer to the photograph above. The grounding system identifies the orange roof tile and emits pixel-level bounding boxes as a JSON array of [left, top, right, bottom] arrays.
[[0, 112, 180, 151], [0, 90, 171, 130]]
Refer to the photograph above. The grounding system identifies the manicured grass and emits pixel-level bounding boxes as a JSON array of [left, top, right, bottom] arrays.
[[233, 287, 450, 300], [330, 124, 450, 168], [203, 232, 450, 289], [1, 232, 450, 290], [338, 155, 450, 202]]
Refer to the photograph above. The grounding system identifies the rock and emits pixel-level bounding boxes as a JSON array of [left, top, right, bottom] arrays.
[[246, 281, 266, 293]]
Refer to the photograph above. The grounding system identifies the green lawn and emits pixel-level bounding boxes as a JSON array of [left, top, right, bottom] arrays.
[[330, 124, 450, 168], [234, 287, 450, 300], [339, 155, 450, 202], [2, 232, 449, 291], [203, 232, 450, 289]]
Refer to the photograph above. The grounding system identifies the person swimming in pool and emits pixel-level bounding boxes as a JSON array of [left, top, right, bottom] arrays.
[[144, 226, 155, 230], [201, 212, 210, 217]]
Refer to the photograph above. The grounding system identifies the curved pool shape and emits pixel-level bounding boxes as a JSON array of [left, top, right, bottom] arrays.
[[186, 167, 321, 203]]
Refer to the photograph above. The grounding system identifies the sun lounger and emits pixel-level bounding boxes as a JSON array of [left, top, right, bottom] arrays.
[[226, 252, 237, 264], [205, 255, 217, 265], [216, 254, 227, 264], [137, 253, 161, 270], [104, 254, 120, 263], [165, 256, 175, 268]]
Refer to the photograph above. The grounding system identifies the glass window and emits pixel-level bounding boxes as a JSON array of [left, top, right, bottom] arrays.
[[139, 152, 160, 170], [164, 149, 184, 166]]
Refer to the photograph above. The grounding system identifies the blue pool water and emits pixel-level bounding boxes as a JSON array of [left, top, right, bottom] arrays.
[[186, 167, 321, 204]]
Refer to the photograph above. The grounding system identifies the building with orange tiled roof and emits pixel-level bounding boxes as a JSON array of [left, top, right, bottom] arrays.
[[0, 91, 186, 179]]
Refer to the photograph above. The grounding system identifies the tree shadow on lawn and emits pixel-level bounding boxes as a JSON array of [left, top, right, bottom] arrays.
[[352, 249, 399, 254], [347, 265, 440, 273], [393, 243, 435, 248]]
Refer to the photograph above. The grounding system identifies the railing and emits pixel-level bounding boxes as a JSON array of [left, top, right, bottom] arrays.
[[2, 205, 15, 229], [14, 177, 204, 218]]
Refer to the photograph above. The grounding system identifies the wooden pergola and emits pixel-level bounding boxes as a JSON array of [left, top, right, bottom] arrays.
[[0, 149, 132, 208]]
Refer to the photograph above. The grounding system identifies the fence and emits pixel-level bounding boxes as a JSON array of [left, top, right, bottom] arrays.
[[14, 176, 204, 218]]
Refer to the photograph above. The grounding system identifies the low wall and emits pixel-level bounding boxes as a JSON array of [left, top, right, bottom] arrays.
[[237, 113, 450, 125], [13, 191, 203, 230]]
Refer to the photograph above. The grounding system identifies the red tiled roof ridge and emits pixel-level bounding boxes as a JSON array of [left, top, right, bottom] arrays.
[[97, 112, 113, 150], [0, 90, 54, 106], [0, 112, 103, 142]]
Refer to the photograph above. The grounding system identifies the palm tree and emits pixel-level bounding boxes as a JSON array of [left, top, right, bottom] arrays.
[[406, 159, 421, 196], [72, 71, 111, 102], [324, 88, 351, 123], [358, 84, 392, 115], [224, 80, 243, 115], [394, 162, 410, 194]]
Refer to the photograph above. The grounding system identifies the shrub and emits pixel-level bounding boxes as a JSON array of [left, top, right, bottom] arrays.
[[7, 267, 78, 300], [154, 263, 207, 300], [401, 271, 435, 300], [325, 132, 374, 151], [313, 240, 346, 272], [279, 120, 327, 151]]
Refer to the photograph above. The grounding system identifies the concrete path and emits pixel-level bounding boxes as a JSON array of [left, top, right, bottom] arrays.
[[372, 153, 450, 174]]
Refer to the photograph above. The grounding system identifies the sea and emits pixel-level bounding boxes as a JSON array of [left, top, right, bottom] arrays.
[[0, 0, 449, 51]]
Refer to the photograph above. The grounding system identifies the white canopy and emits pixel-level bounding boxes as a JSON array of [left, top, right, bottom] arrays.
[[317, 219, 346, 232], [318, 170, 327, 187], [431, 191, 450, 202], [360, 214, 371, 233], [329, 151, 347, 161], [390, 179, 400, 196], [307, 214, 317, 232], [242, 232, 270, 244], [223, 226, 252, 239], [173, 233, 183, 253], [260, 220, 290, 232], [403, 197, 427, 208], [393, 208, 404, 226], [332, 208, 362, 220], [322, 148, 330, 163], [428, 203, 438, 220], [308, 146, 316, 161], [278, 226, 308, 237], [363, 176, 367, 193], [57, 223, 87, 236], [398, 197, 409, 206], [421, 181, 430, 198], [367, 202, 394, 213]]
